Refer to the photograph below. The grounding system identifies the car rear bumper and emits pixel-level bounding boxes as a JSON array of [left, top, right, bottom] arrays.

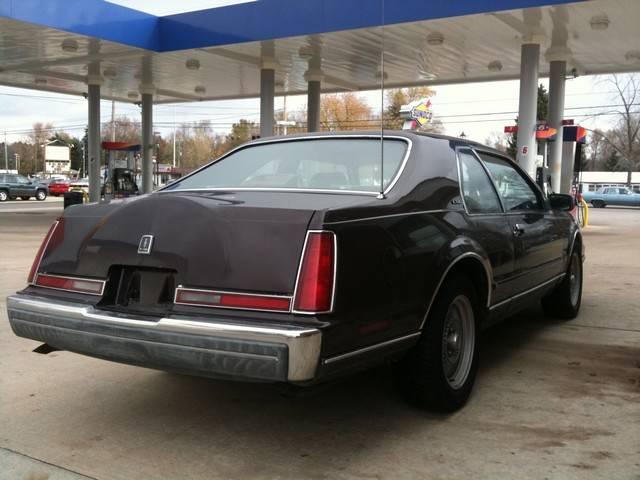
[[6, 293, 322, 382]]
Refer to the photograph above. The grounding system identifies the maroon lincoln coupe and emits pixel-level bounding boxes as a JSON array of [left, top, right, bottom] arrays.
[[6, 132, 583, 411]]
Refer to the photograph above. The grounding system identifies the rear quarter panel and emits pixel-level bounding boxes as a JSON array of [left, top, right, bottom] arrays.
[[317, 136, 497, 358]]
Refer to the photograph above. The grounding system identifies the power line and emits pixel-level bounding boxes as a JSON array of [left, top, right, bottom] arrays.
[[1, 102, 636, 136]]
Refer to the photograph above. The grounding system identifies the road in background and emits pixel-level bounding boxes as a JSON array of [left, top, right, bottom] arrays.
[[0, 196, 63, 214], [0, 208, 639, 480]]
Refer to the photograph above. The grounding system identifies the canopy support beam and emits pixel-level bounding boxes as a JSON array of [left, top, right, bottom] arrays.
[[515, 39, 541, 178]]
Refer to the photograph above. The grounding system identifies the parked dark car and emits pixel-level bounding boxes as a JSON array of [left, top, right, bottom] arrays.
[[0, 173, 48, 201], [6, 132, 584, 411]]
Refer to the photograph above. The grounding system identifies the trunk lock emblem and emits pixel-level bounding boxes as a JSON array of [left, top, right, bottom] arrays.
[[137, 235, 154, 255]]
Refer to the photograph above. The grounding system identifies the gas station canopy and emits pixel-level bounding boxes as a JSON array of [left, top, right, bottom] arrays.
[[1, 0, 639, 103]]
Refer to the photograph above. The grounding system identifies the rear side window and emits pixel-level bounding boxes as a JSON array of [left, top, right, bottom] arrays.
[[164, 138, 408, 193], [477, 153, 543, 211], [458, 150, 502, 214]]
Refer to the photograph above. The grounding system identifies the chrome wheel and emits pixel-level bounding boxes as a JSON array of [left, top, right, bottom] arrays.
[[0, 191, 7, 202], [569, 254, 581, 307], [442, 295, 475, 390], [36, 190, 46, 200]]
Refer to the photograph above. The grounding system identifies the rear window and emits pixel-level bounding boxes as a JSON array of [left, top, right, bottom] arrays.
[[164, 138, 408, 193]]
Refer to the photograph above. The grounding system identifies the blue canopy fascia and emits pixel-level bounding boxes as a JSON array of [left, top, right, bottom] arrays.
[[0, 0, 584, 52]]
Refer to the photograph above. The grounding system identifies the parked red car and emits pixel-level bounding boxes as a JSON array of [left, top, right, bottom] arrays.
[[48, 178, 70, 197]]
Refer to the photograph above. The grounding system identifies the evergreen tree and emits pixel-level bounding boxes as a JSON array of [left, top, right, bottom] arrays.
[[506, 84, 549, 158]]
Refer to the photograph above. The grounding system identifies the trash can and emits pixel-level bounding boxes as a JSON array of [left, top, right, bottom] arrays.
[[63, 191, 84, 209]]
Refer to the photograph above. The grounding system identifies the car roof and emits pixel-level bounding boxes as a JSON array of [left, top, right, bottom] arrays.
[[242, 130, 511, 160]]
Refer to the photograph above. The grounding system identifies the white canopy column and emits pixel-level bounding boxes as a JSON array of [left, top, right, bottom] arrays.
[[87, 65, 102, 203], [306, 70, 322, 133], [546, 48, 571, 192], [515, 35, 544, 178], [260, 59, 277, 138], [140, 85, 155, 194]]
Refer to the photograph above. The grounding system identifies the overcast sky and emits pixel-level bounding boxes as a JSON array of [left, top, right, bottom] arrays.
[[0, 74, 622, 146]]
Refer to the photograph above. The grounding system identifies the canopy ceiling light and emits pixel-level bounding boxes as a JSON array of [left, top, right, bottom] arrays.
[[61, 38, 79, 53], [194, 85, 206, 94], [625, 50, 640, 64], [298, 46, 314, 59], [589, 14, 610, 31], [103, 67, 117, 78], [375, 70, 389, 81], [426, 32, 444, 46], [127, 91, 138, 99], [186, 59, 201, 70], [488, 60, 503, 72], [35, 77, 47, 85]]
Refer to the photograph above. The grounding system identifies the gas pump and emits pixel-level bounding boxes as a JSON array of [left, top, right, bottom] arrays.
[[101, 142, 141, 198]]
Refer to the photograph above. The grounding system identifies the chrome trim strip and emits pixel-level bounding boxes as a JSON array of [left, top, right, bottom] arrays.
[[489, 273, 566, 311], [7, 294, 322, 381], [165, 187, 379, 196], [568, 228, 581, 257], [323, 332, 421, 365], [174, 286, 292, 313], [291, 230, 338, 315], [469, 148, 507, 213], [31, 219, 59, 286], [382, 136, 412, 195], [324, 209, 449, 225], [455, 148, 506, 215], [159, 134, 412, 197], [34, 273, 106, 296], [418, 252, 493, 330]]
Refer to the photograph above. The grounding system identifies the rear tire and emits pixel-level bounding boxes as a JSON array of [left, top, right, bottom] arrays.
[[0, 190, 8, 202], [395, 274, 480, 412], [542, 249, 583, 319], [591, 200, 605, 208], [36, 190, 47, 201]]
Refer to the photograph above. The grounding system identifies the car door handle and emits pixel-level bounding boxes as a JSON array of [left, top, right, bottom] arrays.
[[512, 224, 525, 237]]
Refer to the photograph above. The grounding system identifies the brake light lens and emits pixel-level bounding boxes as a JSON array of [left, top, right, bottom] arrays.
[[293, 231, 336, 313], [175, 288, 291, 312], [35, 274, 105, 295], [28, 218, 64, 284]]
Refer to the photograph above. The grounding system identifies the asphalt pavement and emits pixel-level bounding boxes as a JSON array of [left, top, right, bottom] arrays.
[[0, 207, 639, 480], [0, 196, 64, 214]]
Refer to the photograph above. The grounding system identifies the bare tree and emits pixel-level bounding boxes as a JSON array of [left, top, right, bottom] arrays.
[[27, 122, 54, 174], [591, 75, 640, 184], [101, 116, 141, 144], [484, 132, 508, 153], [320, 93, 372, 131], [585, 129, 606, 171]]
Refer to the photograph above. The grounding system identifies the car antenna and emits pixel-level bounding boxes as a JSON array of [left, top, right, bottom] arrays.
[[377, 0, 386, 200]]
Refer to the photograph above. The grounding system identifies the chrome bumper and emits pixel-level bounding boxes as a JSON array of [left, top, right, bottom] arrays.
[[6, 293, 322, 382]]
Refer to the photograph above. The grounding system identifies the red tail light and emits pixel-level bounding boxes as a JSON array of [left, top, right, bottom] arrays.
[[293, 231, 336, 313], [28, 218, 64, 284], [35, 274, 105, 295], [175, 288, 291, 312]]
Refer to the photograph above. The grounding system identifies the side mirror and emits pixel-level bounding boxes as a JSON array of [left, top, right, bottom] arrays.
[[548, 193, 575, 211]]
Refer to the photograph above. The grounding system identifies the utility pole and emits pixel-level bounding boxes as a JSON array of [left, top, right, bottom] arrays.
[[283, 94, 288, 135], [172, 106, 176, 168], [3, 131, 7, 171], [14, 153, 20, 173], [111, 100, 116, 141]]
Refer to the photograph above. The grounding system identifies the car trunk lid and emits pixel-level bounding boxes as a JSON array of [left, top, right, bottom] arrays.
[[38, 192, 319, 299]]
